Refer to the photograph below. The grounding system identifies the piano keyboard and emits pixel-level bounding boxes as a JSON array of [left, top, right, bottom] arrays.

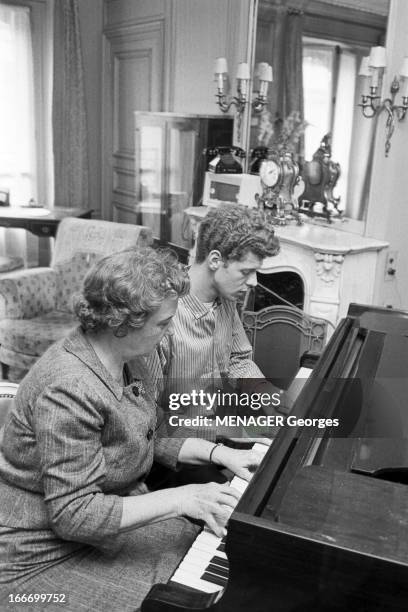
[[170, 442, 270, 594]]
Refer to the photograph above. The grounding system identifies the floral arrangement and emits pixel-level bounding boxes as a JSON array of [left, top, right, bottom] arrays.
[[256, 109, 307, 154]]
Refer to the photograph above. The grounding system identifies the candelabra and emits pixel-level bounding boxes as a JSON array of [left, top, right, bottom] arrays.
[[359, 46, 408, 157], [213, 58, 273, 139]]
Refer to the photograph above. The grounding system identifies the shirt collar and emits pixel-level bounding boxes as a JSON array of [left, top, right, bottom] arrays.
[[181, 292, 221, 320], [62, 326, 126, 400]]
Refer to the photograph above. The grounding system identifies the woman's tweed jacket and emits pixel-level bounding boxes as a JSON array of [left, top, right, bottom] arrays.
[[0, 326, 184, 562]]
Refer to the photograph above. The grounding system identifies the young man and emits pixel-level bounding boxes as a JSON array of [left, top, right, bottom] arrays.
[[150, 205, 282, 438], [145, 205, 285, 486]]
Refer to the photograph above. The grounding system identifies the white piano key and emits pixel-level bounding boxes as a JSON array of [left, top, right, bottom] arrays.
[[192, 540, 227, 559], [179, 555, 216, 574], [179, 550, 215, 570], [196, 531, 222, 547], [171, 570, 223, 593], [252, 442, 270, 454], [168, 441, 271, 594], [230, 476, 248, 494], [295, 366, 313, 379]]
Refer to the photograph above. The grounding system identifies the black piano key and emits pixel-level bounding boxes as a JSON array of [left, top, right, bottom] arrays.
[[201, 571, 227, 588], [217, 541, 226, 553], [207, 563, 229, 578], [212, 555, 229, 569]]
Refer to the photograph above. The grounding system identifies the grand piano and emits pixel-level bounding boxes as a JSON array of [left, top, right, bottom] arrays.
[[142, 304, 408, 611]]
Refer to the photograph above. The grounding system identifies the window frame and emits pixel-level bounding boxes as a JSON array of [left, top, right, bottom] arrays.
[[2, 0, 53, 206]]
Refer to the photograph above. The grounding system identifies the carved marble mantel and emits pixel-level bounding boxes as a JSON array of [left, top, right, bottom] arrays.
[[184, 207, 388, 330], [262, 223, 388, 328]]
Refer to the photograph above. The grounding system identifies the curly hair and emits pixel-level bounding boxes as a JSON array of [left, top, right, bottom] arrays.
[[74, 247, 189, 336], [195, 204, 280, 264]]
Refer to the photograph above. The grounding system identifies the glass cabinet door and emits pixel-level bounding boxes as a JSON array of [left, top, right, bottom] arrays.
[[166, 121, 197, 249], [135, 112, 233, 253], [135, 122, 164, 240]]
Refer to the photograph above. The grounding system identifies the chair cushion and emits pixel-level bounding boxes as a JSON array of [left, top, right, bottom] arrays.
[[54, 252, 100, 312], [0, 269, 57, 318], [0, 311, 77, 357], [0, 256, 24, 273]]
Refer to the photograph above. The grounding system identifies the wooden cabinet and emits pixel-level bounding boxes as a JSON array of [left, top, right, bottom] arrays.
[[134, 112, 232, 254]]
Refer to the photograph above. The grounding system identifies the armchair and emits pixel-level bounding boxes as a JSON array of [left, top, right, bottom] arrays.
[[0, 217, 153, 380]]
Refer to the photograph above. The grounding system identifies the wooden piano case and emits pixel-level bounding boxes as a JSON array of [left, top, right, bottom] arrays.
[[143, 304, 408, 611]]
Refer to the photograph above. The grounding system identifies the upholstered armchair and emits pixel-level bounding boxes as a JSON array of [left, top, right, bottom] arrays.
[[0, 218, 153, 381]]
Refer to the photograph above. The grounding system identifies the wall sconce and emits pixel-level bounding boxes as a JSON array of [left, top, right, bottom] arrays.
[[358, 46, 408, 157], [214, 57, 273, 139]]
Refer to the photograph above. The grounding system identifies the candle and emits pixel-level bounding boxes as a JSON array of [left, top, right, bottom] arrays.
[[214, 57, 228, 91], [370, 68, 379, 89], [259, 79, 268, 97], [399, 57, 408, 78], [359, 56, 372, 77]]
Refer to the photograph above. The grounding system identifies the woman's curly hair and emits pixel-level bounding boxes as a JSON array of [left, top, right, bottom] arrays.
[[74, 247, 189, 336], [195, 204, 280, 264]]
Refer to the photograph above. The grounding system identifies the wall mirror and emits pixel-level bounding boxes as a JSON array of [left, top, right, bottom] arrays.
[[249, 0, 389, 233]]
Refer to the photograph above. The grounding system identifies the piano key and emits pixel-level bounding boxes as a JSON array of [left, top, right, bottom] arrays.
[[177, 546, 227, 576], [170, 569, 223, 593], [192, 539, 227, 558], [178, 551, 220, 572], [196, 531, 223, 547], [207, 563, 229, 578], [217, 541, 226, 553], [253, 442, 271, 454], [230, 476, 248, 494], [168, 443, 270, 594], [200, 571, 227, 588], [212, 554, 229, 569]]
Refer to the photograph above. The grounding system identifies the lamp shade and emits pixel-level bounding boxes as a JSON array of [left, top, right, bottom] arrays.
[[400, 57, 408, 78], [265, 64, 273, 82], [369, 46, 387, 68], [214, 57, 228, 74], [256, 62, 269, 79], [359, 56, 372, 77], [236, 62, 250, 80]]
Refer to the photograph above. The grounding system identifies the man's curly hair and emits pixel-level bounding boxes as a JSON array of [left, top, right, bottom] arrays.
[[74, 247, 189, 336], [195, 204, 280, 264]]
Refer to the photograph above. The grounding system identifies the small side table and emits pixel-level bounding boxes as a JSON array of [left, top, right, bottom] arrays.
[[0, 207, 93, 266]]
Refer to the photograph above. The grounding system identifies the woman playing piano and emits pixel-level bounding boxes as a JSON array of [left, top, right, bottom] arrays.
[[0, 247, 264, 611]]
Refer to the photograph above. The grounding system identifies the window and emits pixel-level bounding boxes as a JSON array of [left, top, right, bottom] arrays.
[[0, 1, 52, 209], [303, 38, 374, 221], [0, 4, 37, 205]]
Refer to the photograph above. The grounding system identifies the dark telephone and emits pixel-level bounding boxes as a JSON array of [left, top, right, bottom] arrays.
[[204, 146, 245, 173], [249, 147, 275, 174]]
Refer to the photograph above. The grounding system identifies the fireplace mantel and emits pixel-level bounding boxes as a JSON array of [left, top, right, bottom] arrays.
[[184, 207, 388, 329]]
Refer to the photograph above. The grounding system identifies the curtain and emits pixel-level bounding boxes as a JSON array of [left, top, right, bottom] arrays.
[[53, 0, 89, 208], [0, 5, 37, 261], [279, 9, 304, 123], [254, 6, 305, 156], [344, 54, 376, 221], [0, 5, 37, 206]]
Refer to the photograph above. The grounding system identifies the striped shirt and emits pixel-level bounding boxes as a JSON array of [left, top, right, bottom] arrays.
[[145, 293, 263, 439]]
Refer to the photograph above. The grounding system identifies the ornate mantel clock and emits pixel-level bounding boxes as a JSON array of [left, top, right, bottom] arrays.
[[300, 134, 341, 223], [250, 147, 302, 225]]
